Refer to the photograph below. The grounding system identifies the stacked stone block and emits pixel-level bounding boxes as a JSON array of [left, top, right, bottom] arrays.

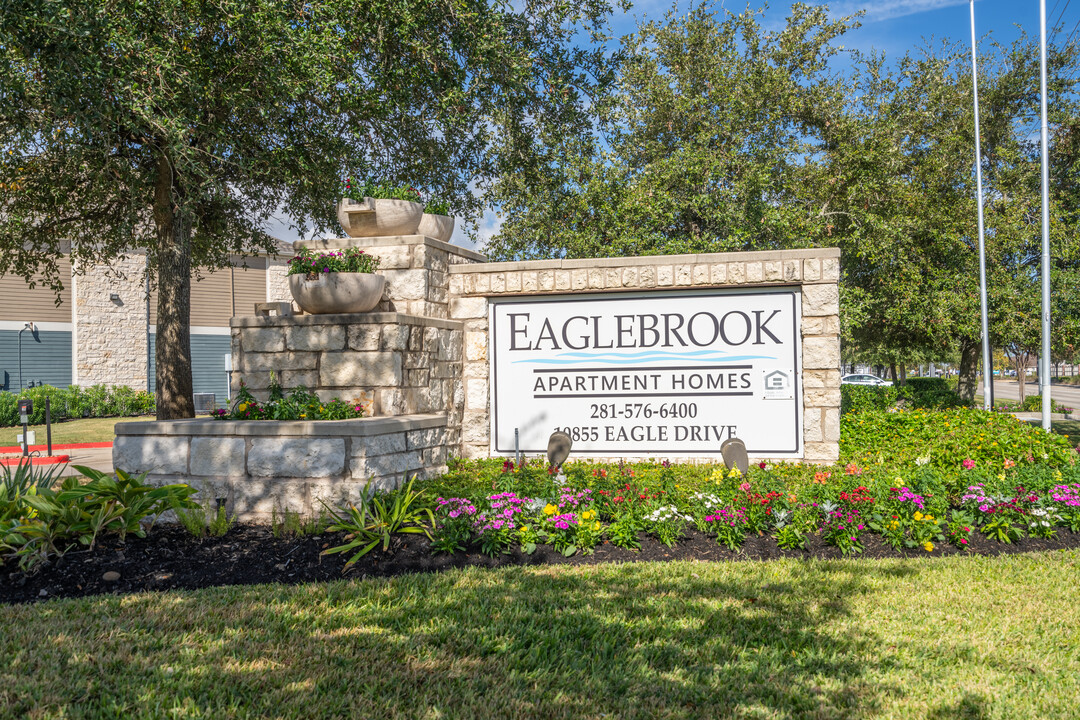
[[113, 415, 447, 521], [230, 312, 464, 452]]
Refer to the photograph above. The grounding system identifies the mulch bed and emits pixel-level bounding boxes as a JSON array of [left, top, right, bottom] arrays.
[[4, 524, 1080, 605]]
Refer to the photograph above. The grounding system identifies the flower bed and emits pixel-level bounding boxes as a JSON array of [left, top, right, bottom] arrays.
[[417, 449, 1080, 559], [5, 406, 1080, 604]]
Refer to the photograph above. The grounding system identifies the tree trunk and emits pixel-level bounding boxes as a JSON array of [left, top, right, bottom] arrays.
[[899, 364, 908, 386], [957, 337, 980, 404], [153, 153, 195, 420], [1017, 361, 1026, 404]]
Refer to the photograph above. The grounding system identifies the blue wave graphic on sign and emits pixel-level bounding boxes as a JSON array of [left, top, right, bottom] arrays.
[[514, 349, 777, 365]]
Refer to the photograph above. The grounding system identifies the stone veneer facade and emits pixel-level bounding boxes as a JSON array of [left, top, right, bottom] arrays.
[[115, 238, 841, 519], [230, 312, 465, 450], [74, 253, 151, 388], [446, 248, 842, 464], [113, 415, 447, 520]]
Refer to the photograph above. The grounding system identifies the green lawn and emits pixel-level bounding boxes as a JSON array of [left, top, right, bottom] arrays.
[[1, 416, 146, 446], [3, 552, 1078, 719]]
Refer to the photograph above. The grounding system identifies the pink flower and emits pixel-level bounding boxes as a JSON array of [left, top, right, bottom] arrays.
[[962, 459, 976, 470]]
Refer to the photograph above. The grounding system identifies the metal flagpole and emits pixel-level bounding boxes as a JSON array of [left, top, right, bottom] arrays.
[[970, 0, 992, 411], [1039, 0, 1053, 431]]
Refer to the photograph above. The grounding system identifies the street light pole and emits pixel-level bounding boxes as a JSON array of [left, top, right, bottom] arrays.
[[1039, 0, 1053, 431], [970, 0, 992, 411]]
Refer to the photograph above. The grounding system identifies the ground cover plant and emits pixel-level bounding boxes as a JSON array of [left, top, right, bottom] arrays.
[[2, 553, 1078, 719]]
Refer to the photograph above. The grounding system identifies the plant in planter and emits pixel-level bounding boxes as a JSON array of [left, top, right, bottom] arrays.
[[215, 379, 367, 421], [287, 247, 384, 314], [337, 177, 424, 237], [417, 198, 455, 242]]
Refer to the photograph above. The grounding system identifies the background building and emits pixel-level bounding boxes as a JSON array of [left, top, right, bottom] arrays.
[[0, 246, 291, 402]]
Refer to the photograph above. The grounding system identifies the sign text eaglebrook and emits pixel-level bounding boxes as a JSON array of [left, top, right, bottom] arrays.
[[506, 309, 785, 351]]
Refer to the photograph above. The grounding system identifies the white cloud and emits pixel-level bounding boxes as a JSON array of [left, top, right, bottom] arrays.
[[822, 0, 968, 23]]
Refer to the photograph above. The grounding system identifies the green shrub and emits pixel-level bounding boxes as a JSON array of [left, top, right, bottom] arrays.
[[841, 385, 898, 414], [0, 384, 155, 427], [898, 379, 966, 411], [1, 466, 196, 572], [1017, 394, 1072, 413], [841, 378, 965, 416], [840, 407, 1077, 470]]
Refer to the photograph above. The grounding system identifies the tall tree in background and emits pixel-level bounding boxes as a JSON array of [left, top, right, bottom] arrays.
[[485, 2, 857, 260], [824, 34, 1080, 401], [487, 1, 1080, 402], [0, 0, 617, 418]]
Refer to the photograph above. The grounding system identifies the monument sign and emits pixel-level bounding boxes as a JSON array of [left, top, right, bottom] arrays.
[[489, 288, 803, 458]]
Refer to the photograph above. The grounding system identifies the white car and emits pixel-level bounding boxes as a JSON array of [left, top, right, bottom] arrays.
[[841, 373, 893, 387]]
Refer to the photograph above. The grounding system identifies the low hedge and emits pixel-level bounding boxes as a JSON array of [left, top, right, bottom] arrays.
[[994, 394, 1074, 414], [841, 377, 966, 415], [0, 384, 155, 427], [840, 407, 1077, 470]]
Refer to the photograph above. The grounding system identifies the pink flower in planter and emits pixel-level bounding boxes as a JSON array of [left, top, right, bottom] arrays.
[[962, 458, 976, 470]]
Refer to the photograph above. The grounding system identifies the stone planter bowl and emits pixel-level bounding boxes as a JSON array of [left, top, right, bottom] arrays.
[[417, 213, 455, 242], [288, 272, 386, 314], [337, 196, 424, 238]]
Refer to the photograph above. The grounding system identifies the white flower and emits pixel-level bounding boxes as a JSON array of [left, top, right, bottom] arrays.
[[915, 455, 930, 466]]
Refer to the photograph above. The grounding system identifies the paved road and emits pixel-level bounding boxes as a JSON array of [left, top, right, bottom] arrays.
[[976, 379, 1080, 409]]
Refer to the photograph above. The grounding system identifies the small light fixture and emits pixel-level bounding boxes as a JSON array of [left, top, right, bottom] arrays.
[[109, 293, 122, 304]]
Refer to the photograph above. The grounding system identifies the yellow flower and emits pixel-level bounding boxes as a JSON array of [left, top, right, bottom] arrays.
[[543, 504, 557, 516], [519, 525, 529, 534], [238, 402, 249, 412], [727, 467, 741, 478], [924, 514, 934, 521], [913, 511, 923, 521], [592, 521, 601, 531], [581, 510, 595, 521], [923, 541, 934, 552]]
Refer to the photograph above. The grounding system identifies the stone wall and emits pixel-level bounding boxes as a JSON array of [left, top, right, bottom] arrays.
[[113, 414, 448, 520], [230, 312, 465, 451], [296, 235, 485, 319], [267, 257, 292, 307], [74, 253, 149, 388], [447, 248, 842, 463]]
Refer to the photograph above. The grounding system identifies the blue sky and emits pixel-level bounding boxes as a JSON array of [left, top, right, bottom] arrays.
[[269, 1, 1079, 249], [610, 1, 1079, 57]]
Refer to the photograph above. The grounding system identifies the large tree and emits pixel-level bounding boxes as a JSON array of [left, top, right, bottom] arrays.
[[484, 2, 857, 260], [0, 0, 617, 418], [485, 2, 1080, 402]]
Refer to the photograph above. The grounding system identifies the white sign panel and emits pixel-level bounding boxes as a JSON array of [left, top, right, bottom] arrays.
[[489, 288, 803, 458]]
